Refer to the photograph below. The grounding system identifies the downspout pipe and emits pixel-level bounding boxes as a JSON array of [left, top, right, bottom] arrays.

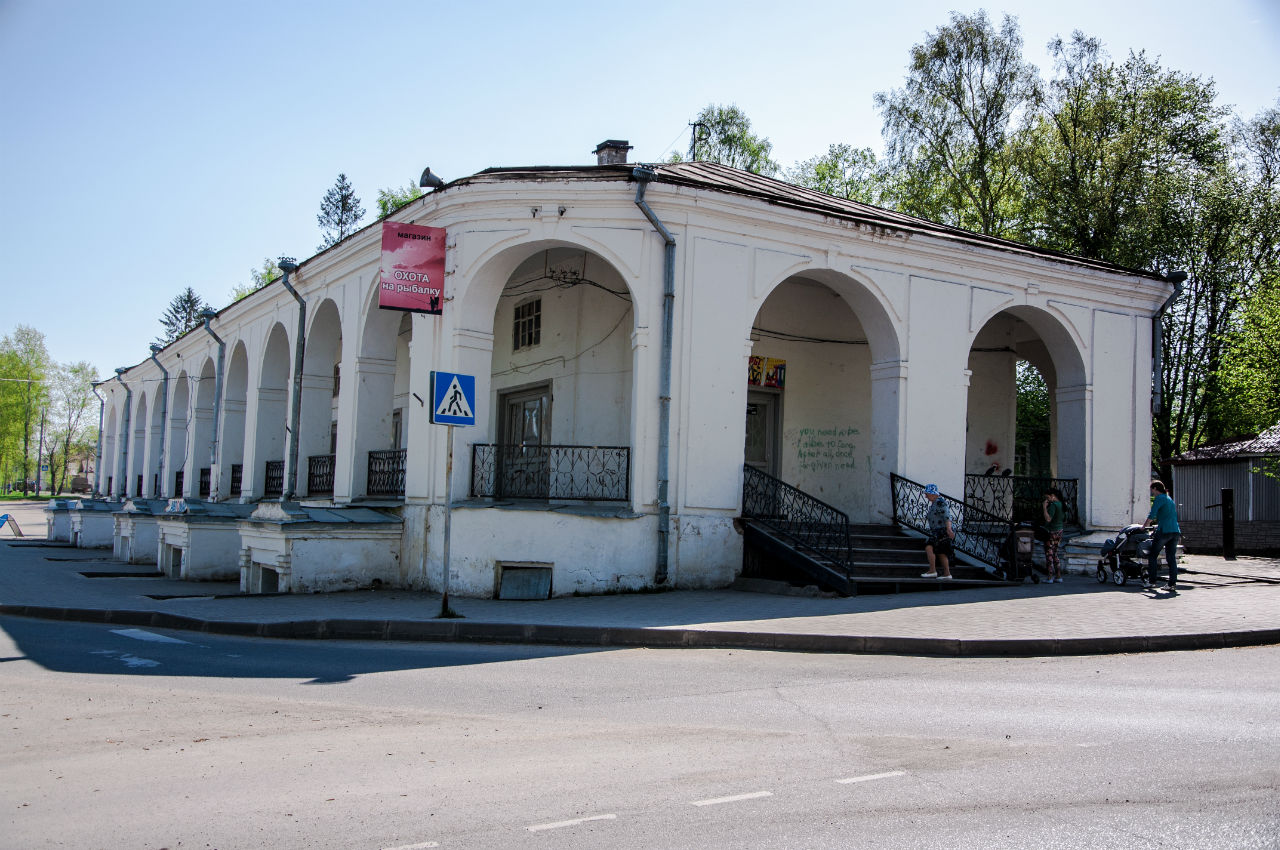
[[1151, 270, 1187, 416], [278, 258, 305, 501], [91, 382, 105, 497], [114, 369, 132, 500], [632, 166, 674, 584], [148, 344, 169, 498], [199, 309, 225, 501]]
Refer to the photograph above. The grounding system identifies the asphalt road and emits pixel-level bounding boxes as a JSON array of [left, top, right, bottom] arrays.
[[2, 616, 1277, 850]]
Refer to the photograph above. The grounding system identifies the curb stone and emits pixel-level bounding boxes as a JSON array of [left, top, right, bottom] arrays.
[[3, 603, 1278, 657]]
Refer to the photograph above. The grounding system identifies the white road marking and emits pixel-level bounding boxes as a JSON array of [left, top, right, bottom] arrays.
[[836, 770, 907, 784], [691, 791, 773, 807], [110, 628, 190, 644], [527, 813, 617, 832], [382, 842, 440, 849]]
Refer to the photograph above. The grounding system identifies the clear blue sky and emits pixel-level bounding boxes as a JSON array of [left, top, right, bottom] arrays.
[[2, 0, 1277, 381]]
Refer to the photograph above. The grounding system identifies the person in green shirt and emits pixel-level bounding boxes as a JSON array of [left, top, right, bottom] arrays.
[[1042, 488, 1066, 582], [1143, 480, 1182, 591]]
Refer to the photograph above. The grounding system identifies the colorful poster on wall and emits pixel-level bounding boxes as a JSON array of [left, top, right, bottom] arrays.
[[747, 355, 786, 388], [379, 222, 446, 314], [764, 358, 786, 388]]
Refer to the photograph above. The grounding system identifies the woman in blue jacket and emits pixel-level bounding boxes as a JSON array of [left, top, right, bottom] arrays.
[[1143, 480, 1182, 591]]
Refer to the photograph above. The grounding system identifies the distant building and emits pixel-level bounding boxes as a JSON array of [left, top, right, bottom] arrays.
[[1172, 424, 1280, 553]]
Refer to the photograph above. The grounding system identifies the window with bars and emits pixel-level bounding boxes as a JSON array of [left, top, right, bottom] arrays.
[[513, 299, 541, 350]]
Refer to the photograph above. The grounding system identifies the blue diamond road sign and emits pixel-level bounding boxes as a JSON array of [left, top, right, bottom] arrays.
[[430, 371, 476, 426]]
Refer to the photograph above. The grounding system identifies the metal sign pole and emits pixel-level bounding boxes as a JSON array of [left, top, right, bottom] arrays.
[[440, 424, 454, 617]]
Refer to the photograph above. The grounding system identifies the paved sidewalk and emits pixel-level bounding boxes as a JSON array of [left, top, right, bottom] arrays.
[[2, 500, 1278, 656]]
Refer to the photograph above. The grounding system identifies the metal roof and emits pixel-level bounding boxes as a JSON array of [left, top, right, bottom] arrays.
[[458, 161, 1166, 281], [1173, 424, 1280, 463]]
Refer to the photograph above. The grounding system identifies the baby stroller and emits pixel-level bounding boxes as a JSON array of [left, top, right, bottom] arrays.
[[1096, 523, 1153, 585]]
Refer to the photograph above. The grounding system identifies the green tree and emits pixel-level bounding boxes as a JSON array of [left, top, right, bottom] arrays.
[[669, 104, 780, 176], [874, 10, 1038, 236], [1015, 361, 1051, 477], [1017, 34, 1226, 267], [376, 182, 425, 217], [317, 172, 366, 250], [156, 287, 209, 346], [0, 325, 51, 494], [45, 361, 98, 495], [229, 257, 283, 303], [786, 144, 884, 203]]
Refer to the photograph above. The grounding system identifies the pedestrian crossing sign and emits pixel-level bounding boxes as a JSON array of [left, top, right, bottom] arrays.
[[430, 371, 476, 426]]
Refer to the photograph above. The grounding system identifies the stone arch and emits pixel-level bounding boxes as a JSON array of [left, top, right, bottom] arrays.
[[190, 357, 217, 498], [129, 391, 148, 498], [102, 405, 118, 497], [219, 341, 250, 499], [456, 240, 639, 505], [252, 322, 291, 498], [298, 298, 342, 497], [145, 384, 165, 497], [743, 266, 905, 522], [168, 371, 190, 497], [965, 305, 1089, 499], [352, 282, 412, 498]]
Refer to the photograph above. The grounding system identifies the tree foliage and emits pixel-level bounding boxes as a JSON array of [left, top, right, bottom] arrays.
[[229, 257, 282, 303], [317, 172, 366, 250], [874, 10, 1038, 237], [669, 104, 779, 176], [156, 286, 209, 346], [786, 144, 884, 204], [0, 325, 51, 494], [376, 182, 425, 218], [44, 361, 98, 495]]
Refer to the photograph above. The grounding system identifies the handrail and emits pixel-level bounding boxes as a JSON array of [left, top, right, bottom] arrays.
[[742, 465, 853, 579], [964, 474, 1080, 527], [891, 473, 1011, 568]]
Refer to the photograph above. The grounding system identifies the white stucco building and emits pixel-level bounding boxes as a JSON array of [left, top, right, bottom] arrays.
[[93, 144, 1173, 596]]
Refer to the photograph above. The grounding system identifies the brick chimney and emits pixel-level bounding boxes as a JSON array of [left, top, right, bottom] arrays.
[[594, 140, 633, 165]]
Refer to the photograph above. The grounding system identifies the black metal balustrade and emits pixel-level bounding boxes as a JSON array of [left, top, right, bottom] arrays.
[[263, 460, 284, 498], [307, 454, 335, 497], [891, 473, 1011, 569], [174, 470, 184, 498], [198, 467, 211, 499], [964, 474, 1080, 527], [470, 444, 630, 502], [367, 449, 406, 498], [229, 464, 243, 498], [742, 465, 853, 580]]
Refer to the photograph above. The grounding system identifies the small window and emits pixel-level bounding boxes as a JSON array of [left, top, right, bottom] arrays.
[[330, 421, 338, 454], [391, 409, 403, 449], [513, 299, 541, 350], [332, 362, 341, 397]]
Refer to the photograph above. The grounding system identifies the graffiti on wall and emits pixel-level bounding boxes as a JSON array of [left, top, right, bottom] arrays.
[[795, 426, 860, 473]]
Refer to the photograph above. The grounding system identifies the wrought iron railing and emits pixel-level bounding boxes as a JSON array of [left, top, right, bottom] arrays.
[[307, 454, 336, 496], [198, 467, 211, 499], [891, 473, 1011, 569], [367, 449, 406, 498], [742, 465, 853, 578], [229, 464, 243, 498], [470, 444, 630, 502], [174, 469, 184, 498], [965, 474, 1080, 527], [264, 460, 284, 498]]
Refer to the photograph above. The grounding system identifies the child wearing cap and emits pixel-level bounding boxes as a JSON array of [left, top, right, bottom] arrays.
[[922, 484, 954, 579]]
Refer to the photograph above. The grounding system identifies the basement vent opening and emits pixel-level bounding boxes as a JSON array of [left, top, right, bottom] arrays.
[[497, 562, 553, 600]]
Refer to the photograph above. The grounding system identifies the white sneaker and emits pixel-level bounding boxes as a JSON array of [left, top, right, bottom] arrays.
[[921, 572, 938, 578], [939, 575, 954, 581]]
